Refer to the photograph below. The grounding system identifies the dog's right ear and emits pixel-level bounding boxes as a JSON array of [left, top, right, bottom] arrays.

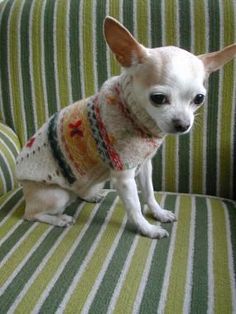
[[104, 16, 146, 67]]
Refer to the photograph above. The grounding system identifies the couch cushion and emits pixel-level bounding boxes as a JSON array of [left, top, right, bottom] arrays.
[[0, 190, 235, 313], [0, 0, 235, 199], [0, 123, 21, 196]]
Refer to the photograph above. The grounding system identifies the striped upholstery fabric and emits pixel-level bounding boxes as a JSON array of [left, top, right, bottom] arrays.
[[0, 123, 20, 196], [0, 0, 235, 199], [0, 190, 235, 313]]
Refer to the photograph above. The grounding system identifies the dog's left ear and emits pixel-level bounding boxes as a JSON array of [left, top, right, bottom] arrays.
[[199, 43, 236, 73], [104, 16, 146, 67]]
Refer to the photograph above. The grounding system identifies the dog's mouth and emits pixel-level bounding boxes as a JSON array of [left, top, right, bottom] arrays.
[[158, 120, 192, 135]]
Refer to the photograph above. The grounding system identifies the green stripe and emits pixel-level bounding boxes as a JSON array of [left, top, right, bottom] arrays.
[[69, 0, 82, 101], [219, 0, 235, 198], [0, 223, 49, 287], [191, 0, 206, 194], [139, 194, 177, 313], [150, 1, 163, 191], [31, 0, 47, 127], [0, 0, 14, 129], [20, 0, 35, 138], [164, 1, 177, 191], [83, 0, 95, 97], [191, 197, 208, 313], [206, 0, 220, 196], [113, 237, 153, 313], [64, 198, 125, 313], [96, 1, 107, 88], [225, 200, 236, 276], [0, 154, 12, 192], [0, 221, 33, 263], [0, 127, 20, 157], [122, 0, 133, 33], [108, 0, 120, 76], [136, 1, 148, 46], [9, 0, 26, 142], [88, 222, 135, 312], [178, 0, 191, 192], [56, 0, 70, 108], [0, 188, 23, 222], [39, 192, 116, 313], [0, 226, 65, 312], [211, 199, 232, 313], [150, 0, 162, 47], [15, 201, 90, 313], [44, 0, 57, 116], [164, 195, 192, 313]]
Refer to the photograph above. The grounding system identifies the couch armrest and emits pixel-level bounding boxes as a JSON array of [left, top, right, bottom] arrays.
[[0, 123, 21, 195]]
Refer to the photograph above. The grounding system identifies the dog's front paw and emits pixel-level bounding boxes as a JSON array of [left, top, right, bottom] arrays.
[[153, 209, 177, 223], [141, 225, 169, 239]]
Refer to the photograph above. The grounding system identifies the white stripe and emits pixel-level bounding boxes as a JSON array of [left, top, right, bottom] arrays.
[[207, 198, 214, 314], [32, 199, 105, 313], [107, 236, 139, 313], [157, 195, 180, 314], [57, 196, 119, 312], [183, 196, 196, 313], [223, 203, 236, 313], [132, 240, 157, 314], [0, 225, 53, 294], [9, 203, 84, 313], [79, 0, 85, 98], [119, 0, 123, 24], [81, 215, 128, 314], [133, 1, 137, 37]]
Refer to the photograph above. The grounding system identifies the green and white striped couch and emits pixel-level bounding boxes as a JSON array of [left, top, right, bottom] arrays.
[[0, 0, 235, 313]]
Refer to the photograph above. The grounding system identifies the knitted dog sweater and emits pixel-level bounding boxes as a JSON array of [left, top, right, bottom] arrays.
[[16, 78, 164, 191]]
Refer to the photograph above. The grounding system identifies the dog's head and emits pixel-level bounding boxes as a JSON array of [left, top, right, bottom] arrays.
[[104, 16, 236, 135]]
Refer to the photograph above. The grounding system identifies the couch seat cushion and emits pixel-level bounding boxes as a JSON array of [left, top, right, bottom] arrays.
[[0, 189, 235, 313]]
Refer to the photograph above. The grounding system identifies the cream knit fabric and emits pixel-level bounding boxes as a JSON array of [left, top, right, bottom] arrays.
[[16, 75, 164, 191]]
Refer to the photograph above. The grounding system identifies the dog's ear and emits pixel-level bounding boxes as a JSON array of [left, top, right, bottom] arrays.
[[199, 43, 236, 73], [104, 16, 146, 67]]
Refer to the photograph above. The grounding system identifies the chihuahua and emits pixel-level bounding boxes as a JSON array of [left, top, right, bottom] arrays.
[[16, 17, 236, 238]]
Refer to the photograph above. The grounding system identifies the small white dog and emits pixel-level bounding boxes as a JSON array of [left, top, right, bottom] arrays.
[[16, 17, 236, 238]]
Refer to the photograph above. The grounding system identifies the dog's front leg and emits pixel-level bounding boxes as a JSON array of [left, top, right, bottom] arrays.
[[111, 168, 168, 239], [137, 159, 176, 223]]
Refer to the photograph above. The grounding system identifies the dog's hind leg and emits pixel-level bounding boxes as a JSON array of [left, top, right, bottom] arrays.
[[21, 181, 75, 227]]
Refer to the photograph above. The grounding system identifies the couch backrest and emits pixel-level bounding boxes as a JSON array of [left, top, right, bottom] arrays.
[[0, 0, 235, 199]]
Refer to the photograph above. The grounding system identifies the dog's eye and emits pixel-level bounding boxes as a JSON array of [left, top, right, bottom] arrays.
[[193, 94, 205, 105], [150, 93, 169, 106]]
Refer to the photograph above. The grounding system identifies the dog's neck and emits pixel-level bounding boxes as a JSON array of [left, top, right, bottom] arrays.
[[101, 73, 163, 138]]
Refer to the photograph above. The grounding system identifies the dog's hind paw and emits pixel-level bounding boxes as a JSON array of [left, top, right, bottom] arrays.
[[141, 225, 169, 239], [83, 192, 105, 203], [57, 214, 75, 227]]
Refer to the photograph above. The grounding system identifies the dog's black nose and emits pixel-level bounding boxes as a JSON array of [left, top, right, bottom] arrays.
[[172, 119, 190, 133]]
